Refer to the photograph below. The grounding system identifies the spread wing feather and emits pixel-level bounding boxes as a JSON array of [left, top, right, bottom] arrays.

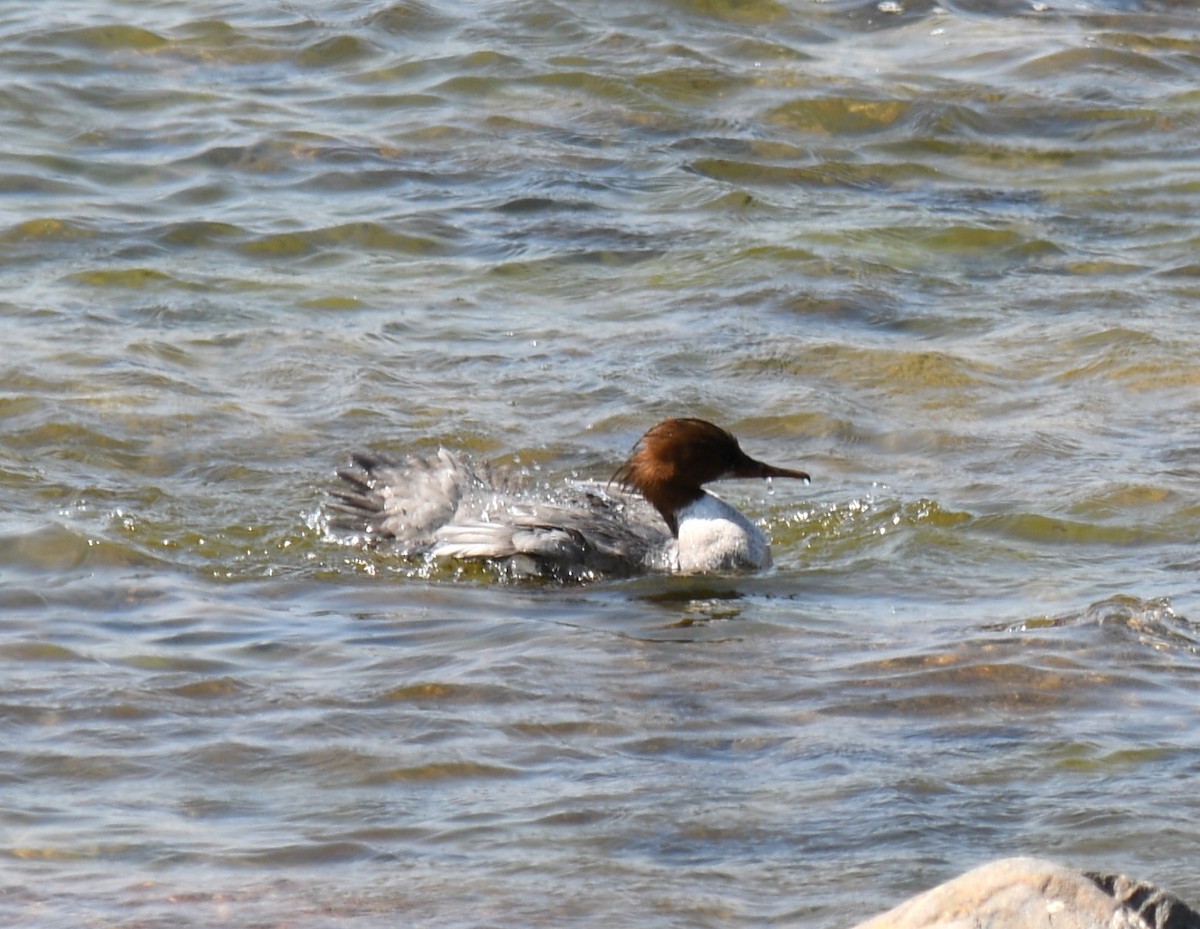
[[326, 448, 484, 549], [326, 450, 672, 576]]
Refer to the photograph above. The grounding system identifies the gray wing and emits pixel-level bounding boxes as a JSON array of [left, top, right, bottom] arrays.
[[433, 491, 672, 577], [326, 448, 486, 550], [329, 456, 673, 578]]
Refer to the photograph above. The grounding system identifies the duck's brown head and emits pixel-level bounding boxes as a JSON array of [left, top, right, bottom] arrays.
[[612, 418, 810, 536]]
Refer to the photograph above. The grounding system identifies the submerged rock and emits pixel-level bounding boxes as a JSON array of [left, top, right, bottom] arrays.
[[851, 857, 1200, 929]]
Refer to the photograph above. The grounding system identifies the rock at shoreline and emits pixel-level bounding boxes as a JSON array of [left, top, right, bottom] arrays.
[[851, 857, 1200, 929]]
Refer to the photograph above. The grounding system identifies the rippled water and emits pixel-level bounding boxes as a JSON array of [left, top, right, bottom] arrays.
[[3, 1, 1200, 926]]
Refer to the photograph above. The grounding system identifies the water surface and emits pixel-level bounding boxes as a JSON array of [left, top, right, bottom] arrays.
[[2, 1, 1200, 926]]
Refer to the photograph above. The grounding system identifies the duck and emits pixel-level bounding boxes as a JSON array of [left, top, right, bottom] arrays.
[[326, 417, 810, 580]]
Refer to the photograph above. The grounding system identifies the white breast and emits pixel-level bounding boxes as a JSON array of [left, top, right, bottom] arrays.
[[673, 492, 772, 573]]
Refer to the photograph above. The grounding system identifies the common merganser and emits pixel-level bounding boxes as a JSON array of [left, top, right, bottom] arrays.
[[326, 418, 810, 580]]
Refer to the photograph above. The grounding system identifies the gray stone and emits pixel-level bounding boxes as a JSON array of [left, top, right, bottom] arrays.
[[851, 857, 1200, 929]]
